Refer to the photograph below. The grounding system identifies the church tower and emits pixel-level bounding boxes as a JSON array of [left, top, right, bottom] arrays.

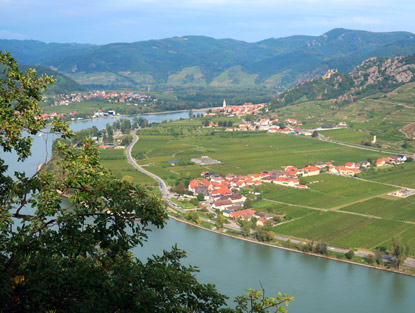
[[223, 99, 227, 108]]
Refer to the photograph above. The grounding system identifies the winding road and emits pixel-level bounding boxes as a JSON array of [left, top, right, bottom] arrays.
[[126, 130, 185, 213]]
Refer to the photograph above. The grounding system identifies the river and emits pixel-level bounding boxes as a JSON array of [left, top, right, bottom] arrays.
[[3, 111, 415, 313]]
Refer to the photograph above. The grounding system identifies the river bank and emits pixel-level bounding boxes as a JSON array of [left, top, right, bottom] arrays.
[[168, 213, 415, 277]]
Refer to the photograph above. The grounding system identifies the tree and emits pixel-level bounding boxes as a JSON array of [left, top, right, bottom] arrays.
[[233, 289, 293, 313], [315, 242, 328, 255], [375, 250, 384, 266], [244, 197, 252, 209], [240, 219, 252, 237], [345, 249, 354, 260], [176, 181, 186, 194], [120, 118, 132, 134], [216, 214, 225, 230], [197, 192, 205, 201], [255, 227, 273, 242], [311, 131, 319, 138], [391, 236, 409, 268]]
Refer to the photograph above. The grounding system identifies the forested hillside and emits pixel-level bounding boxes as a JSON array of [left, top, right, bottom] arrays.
[[2, 28, 415, 90]]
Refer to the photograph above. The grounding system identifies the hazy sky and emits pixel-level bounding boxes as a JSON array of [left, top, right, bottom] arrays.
[[1, 0, 415, 44]]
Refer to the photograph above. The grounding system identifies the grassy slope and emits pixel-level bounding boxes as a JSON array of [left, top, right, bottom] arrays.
[[100, 149, 156, 186], [274, 82, 415, 152]]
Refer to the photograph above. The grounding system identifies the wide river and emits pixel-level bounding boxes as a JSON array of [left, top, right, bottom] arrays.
[[3, 111, 414, 312]]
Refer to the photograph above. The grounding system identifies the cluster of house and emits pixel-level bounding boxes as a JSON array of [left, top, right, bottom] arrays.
[[204, 102, 267, 117], [375, 155, 408, 167], [223, 209, 284, 226], [187, 171, 289, 223], [35, 111, 76, 120], [187, 156, 403, 210], [47, 91, 157, 107], [223, 117, 315, 136]]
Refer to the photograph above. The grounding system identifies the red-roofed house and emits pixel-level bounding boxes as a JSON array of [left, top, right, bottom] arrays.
[[273, 177, 299, 187], [188, 179, 203, 193], [285, 167, 299, 175], [345, 162, 358, 169], [301, 166, 320, 177], [230, 209, 257, 220], [376, 158, 390, 167]]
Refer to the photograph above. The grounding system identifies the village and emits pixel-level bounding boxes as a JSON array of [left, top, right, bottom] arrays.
[[46, 90, 157, 107], [180, 153, 413, 227], [203, 100, 347, 136]]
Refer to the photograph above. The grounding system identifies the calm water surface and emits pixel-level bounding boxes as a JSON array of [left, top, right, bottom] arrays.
[[3, 111, 414, 313]]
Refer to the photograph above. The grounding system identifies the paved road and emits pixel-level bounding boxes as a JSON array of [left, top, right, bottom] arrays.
[[126, 130, 415, 267], [126, 131, 185, 213]]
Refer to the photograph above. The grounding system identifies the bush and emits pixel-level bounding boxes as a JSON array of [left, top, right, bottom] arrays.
[[345, 249, 355, 260]]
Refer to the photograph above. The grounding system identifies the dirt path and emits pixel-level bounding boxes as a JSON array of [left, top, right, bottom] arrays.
[[329, 192, 391, 211]]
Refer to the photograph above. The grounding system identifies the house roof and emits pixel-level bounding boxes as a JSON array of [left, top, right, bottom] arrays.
[[231, 209, 257, 218], [303, 166, 319, 172]]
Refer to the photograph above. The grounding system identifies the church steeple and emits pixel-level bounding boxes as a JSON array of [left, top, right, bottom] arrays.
[[223, 99, 227, 108]]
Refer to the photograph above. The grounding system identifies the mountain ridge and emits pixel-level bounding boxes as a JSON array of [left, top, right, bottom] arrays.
[[2, 28, 415, 90]]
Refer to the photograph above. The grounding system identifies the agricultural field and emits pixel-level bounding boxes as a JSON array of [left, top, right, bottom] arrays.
[[272, 210, 415, 256], [357, 162, 415, 188], [260, 174, 396, 209], [132, 130, 390, 185], [339, 196, 415, 222], [99, 149, 156, 186], [250, 200, 316, 221], [321, 128, 372, 144]]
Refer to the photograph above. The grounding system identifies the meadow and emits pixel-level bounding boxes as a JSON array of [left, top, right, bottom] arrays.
[[99, 149, 156, 185]]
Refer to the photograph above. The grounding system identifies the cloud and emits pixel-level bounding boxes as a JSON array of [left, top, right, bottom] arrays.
[[0, 29, 28, 40]]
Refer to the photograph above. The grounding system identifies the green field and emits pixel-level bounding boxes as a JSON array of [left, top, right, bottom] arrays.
[[100, 149, 156, 185], [132, 130, 390, 184], [273, 210, 415, 255], [321, 128, 372, 144], [251, 200, 315, 219], [339, 196, 415, 222], [260, 174, 396, 209], [41, 100, 120, 115], [357, 162, 415, 188]]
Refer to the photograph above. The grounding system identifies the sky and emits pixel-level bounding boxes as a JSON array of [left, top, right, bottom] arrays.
[[1, 0, 415, 44]]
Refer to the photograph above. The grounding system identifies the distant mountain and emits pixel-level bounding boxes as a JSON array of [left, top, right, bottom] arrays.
[[2, 29, 415, 90], [19, 65, 86, 94], [271, 54, 415, 107]]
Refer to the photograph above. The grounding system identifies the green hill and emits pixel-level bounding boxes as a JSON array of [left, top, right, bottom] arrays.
[[19, 65, 86, 94], [2, 28, 415, 90]]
